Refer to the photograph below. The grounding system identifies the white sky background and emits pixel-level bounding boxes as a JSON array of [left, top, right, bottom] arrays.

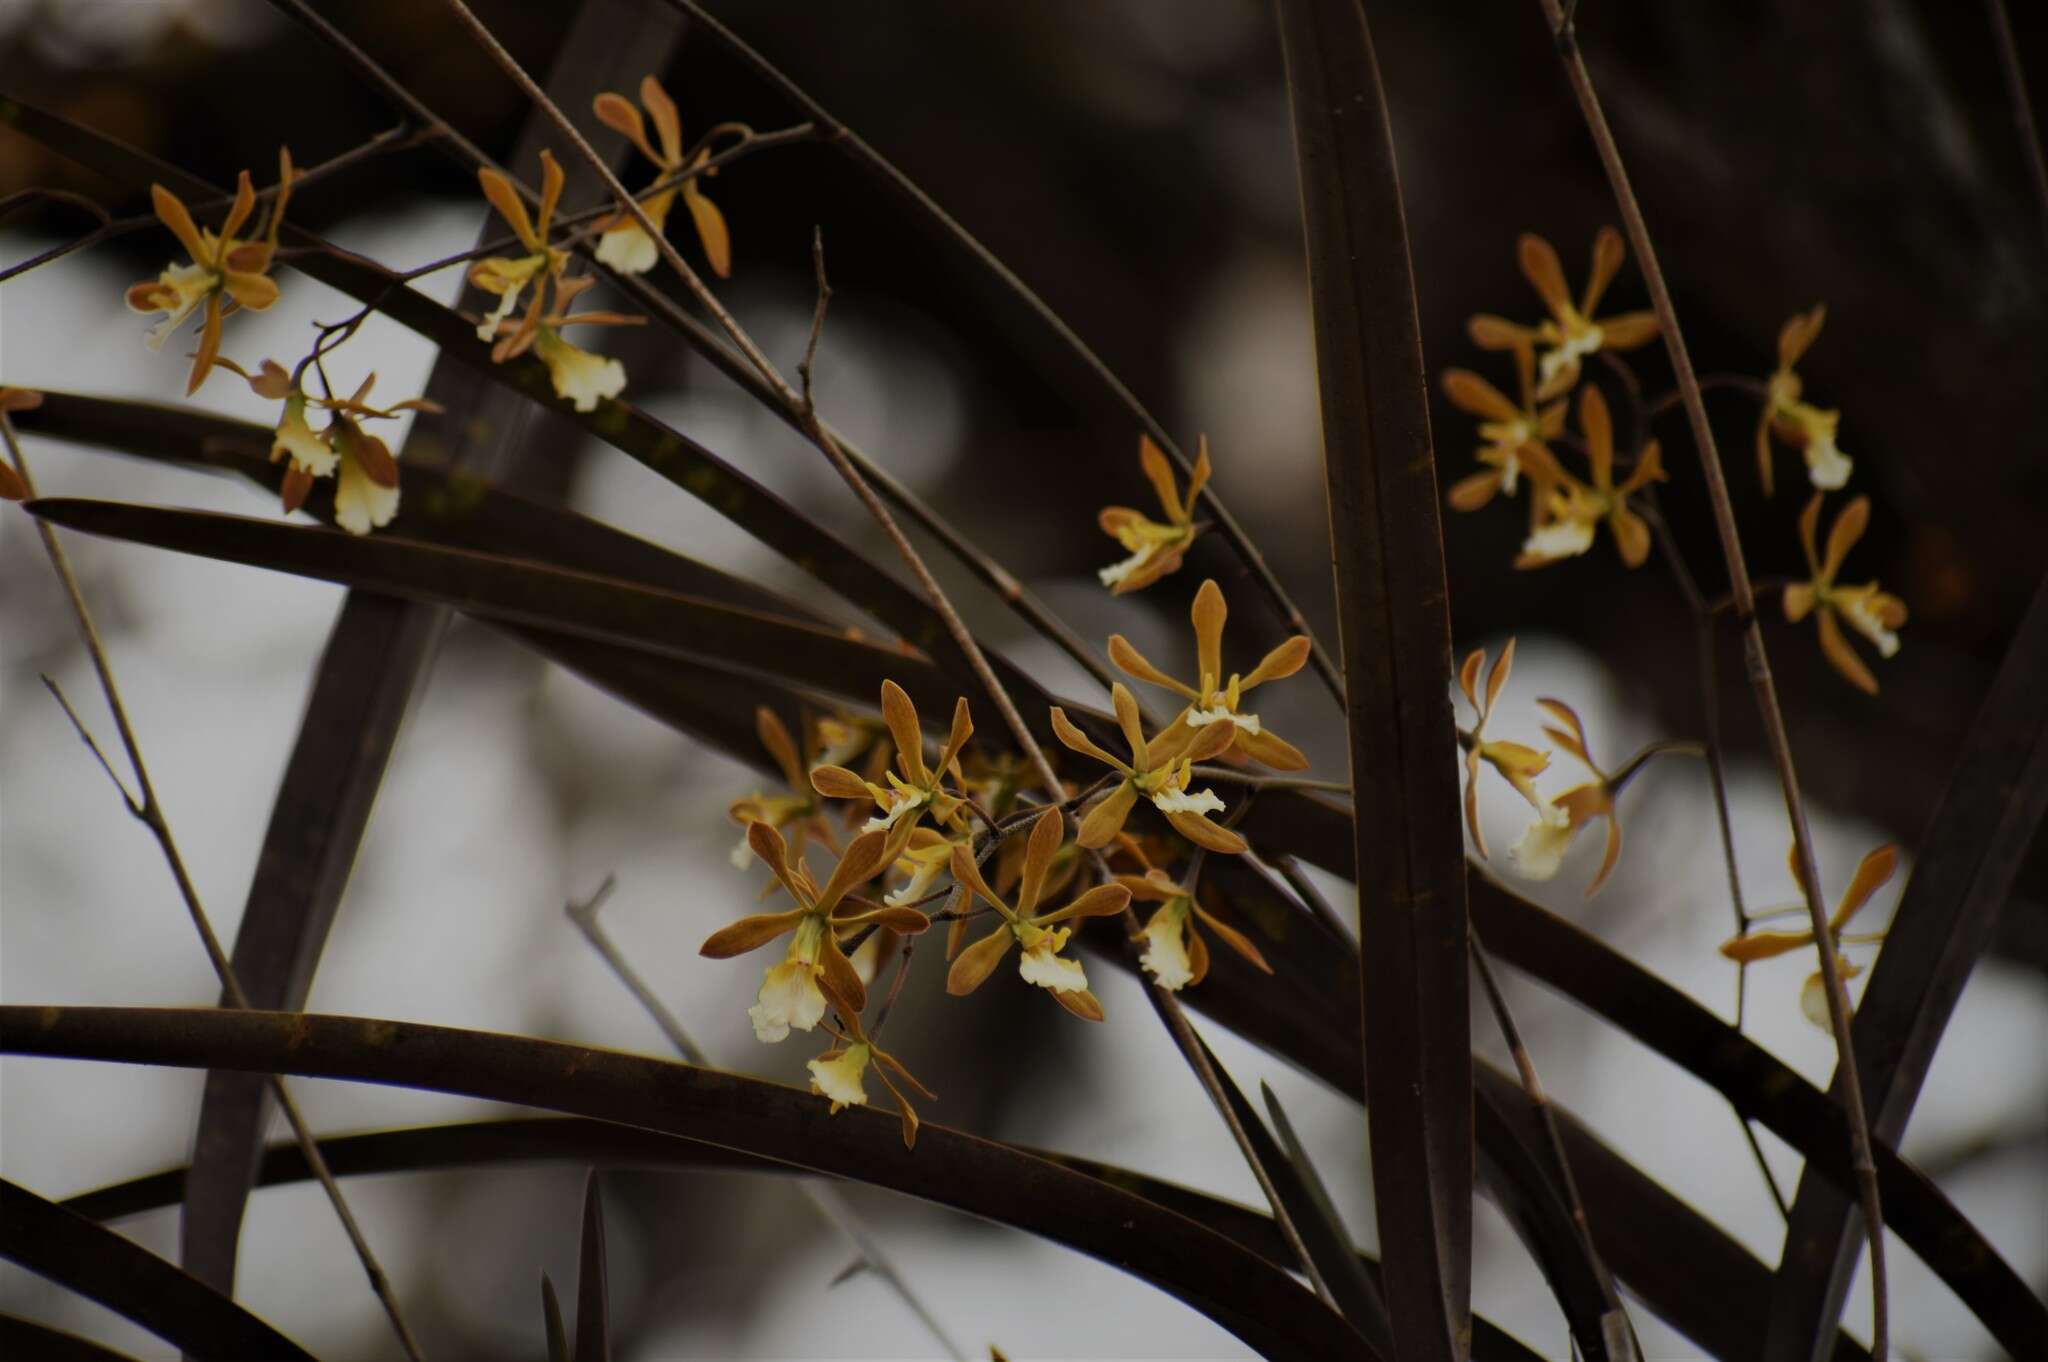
[[2, 8, 2046, 1357]]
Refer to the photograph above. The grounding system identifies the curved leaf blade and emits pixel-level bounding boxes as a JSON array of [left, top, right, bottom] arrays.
[[0, 1179, 318, 1361], [1, 1005, 1368, 1361]]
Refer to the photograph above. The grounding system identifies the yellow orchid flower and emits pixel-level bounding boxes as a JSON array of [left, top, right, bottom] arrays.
[[1108, 579, 1311, 770], [1509, 698, 1624, 896], [805, 978, 934, 1148], [469, 151, 571, 343], [482, 274, 643, 412], [945, 810, 1132, 1020], [125, 149, 294, 395], [700, 824, 930, 1043], [811, 680, 974, 864], [730, 706, 839, 872], [1784, 494, 1907, 695], [0, 388, 44, 502], [1443, 344, 1568, 519], [1115, 865, 1270, 992], [1470, 228, 1659, 400], [1720, 843, 1898, 1029], [1050, 683, 1242, 854], [1516, 384, 1665, 569], [1456, 639, 1551, 858], [1757, 305, 1849, 495], [591, 75, 732, 278], [1098, 434, 1210, 593]]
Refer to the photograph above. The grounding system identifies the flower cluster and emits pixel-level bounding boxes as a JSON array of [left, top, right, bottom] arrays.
[[702, 568, 1298, 1132], [221, 359, 440, 535], [1446, 228, 1906, 693]]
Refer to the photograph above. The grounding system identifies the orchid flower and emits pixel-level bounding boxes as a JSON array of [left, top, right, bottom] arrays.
[[1108, 579, 1311, 770], [946, 810, 1131, 1020]]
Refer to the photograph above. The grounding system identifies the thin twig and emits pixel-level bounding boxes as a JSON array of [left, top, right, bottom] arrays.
[[1, 418, 426, 1361], [1538, 5, 1888, 1351], [563, 879, 968, 1361], [1469, 925, 1637, 1362], [799, 226, 831, 417], [658, 0, 1347, 705], [433, 1, 1341, 1314]]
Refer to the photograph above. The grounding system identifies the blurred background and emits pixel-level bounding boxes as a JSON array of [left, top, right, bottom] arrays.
[[3, 0, 2045, 1356]]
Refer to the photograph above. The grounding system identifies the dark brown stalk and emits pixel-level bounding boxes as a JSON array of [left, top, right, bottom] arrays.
[[1275, 2, 1473, 1356], [0, 421, 425, 1361], [660, 0, 1345, 702], [1533, 4, 1888, 1353]]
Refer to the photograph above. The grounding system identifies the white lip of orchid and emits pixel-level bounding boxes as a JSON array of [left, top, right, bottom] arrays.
[[884, 854, 946, 907], [595, 220, 660, 275], [729, 830, 756, 870], [1521, 515, 1596, 563], [335, 455, 400, 536], [473, 278, 528, 343], [1539, 324, 1604, 388], [140, 263, 215, 348], [536, 329, 627, 412], [1839, 595, 1901, 657], [275, 403, 339, 478], [1018, 936, 1088, 993], [1151, 785, 1225, 817], [1138, 904, 1194, 991], [1098, 542, 1158, 587], [1186, 705, 1260, 735], [808, 1044, 871, 1107], [1508, 802, 1573, 880], [1804, 429, 1851, 489], [749, 957, 826, 1043], [862, 789, 929, 834], [1500, 447, 1522, 495]]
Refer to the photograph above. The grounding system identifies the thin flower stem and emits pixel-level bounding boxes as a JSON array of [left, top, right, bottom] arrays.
[[656, 0, 1347, 706], [1, 418, 427, 1362], [563, 879, 968, 1362], [436, 2, 1340, 1315], [1986, 0, 2048, 250], [1469, 925, 1637, 1361], [1538, 6, 1888, 1351]]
